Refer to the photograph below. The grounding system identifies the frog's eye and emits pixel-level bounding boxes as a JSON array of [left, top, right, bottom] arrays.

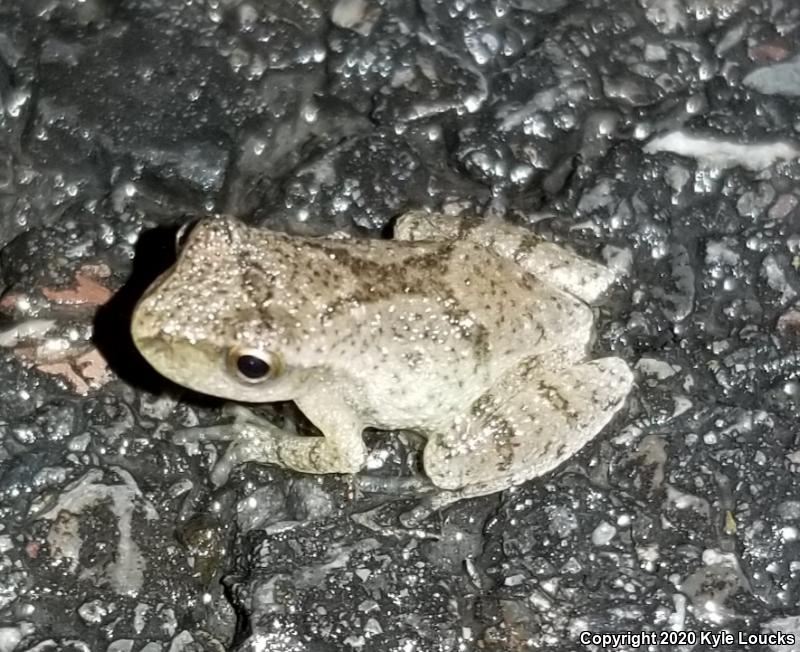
[[175, 220, 200, 255], [227, 347, 282, 383]]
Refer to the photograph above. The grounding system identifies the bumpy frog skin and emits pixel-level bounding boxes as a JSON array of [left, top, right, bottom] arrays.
[[131, 212, 633, 507]]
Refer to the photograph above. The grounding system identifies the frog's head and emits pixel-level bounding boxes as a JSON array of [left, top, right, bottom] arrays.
[[131, 215, 305, 403]]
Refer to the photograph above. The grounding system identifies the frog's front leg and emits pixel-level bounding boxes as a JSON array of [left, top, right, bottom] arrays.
[[421, 355, 633, 497], [177, 397, 367, 486]]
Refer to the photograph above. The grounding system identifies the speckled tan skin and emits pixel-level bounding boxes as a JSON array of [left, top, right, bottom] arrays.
[[131, 212, 633, 505]]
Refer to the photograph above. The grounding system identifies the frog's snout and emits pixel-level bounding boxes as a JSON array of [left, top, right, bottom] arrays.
[[130, 294, 162, 350]]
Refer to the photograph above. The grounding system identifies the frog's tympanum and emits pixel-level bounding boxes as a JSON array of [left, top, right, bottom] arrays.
[[131, 212, 633, 506]]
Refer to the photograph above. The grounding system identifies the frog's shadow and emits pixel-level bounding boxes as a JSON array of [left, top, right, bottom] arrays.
[[92, 223, 221, 408]]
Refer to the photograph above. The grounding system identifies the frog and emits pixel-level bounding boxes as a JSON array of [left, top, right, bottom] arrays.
[[130, 211, 633, 514]]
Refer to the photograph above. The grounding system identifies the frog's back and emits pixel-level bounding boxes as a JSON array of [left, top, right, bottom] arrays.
[[243, 226, 589, 378]]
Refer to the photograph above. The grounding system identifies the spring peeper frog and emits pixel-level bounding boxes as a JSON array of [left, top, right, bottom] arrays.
[[131, 212, 632, 509]]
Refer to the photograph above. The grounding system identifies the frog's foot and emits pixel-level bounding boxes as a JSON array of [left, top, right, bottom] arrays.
[[173, 405, 278, 443], [422, 356, 634, 495], [398, 484, 514, 527], [174, 418, 283, 486], [353, 475, 459, 527], [354, 474, 435, 496], [399, 501, 434, 528], [176, 408, 367, 486]]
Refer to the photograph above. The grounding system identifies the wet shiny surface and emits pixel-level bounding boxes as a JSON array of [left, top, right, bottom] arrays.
[[0, 0, 799, 649]]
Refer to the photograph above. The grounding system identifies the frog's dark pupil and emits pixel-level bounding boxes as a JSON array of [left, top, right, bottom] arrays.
[[237, 355, 270, 379]]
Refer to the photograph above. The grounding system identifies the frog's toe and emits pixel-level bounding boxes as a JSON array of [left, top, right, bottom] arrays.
[[210, 455, 235, 487], [174, 425, 237, 443], [399, 500, 435, 528], [222, 404, 275, 426]]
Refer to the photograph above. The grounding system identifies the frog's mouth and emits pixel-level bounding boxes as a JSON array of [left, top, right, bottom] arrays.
[[131, 330, 217, 390], [131, 320, 300, 404]]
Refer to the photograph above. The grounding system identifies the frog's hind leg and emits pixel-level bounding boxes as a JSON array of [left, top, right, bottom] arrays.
[[394, 211, 617, 302], [466, 221, 618, 304], [421, 356, 633, 498]]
